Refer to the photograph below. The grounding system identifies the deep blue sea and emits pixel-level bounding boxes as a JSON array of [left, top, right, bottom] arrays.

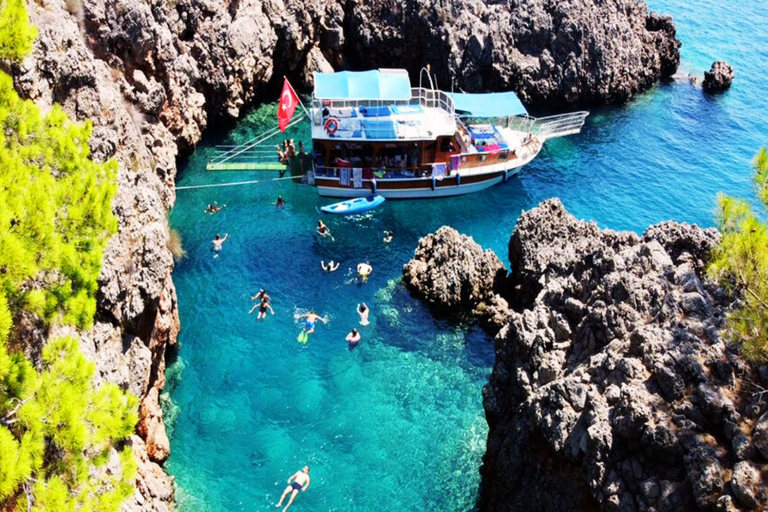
[[165, 1, 768, 510]]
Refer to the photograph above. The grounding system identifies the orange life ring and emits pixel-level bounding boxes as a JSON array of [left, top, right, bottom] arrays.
[[324, 117, 339, 134]]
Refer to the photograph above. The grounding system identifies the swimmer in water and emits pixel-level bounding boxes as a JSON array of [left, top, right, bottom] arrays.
[[249, 297, 274, 319], [321, 260, 340, 272], [251, 289, 271, 303], [357, 262, 372, 283], [297, 311, 327, 335], [346, 328, 361, 346], [357, 303, 370, 326], [205, 203, 225, 214], [275, 466, 310, 512], [317, 220, 333, 240], [275, 196, 285, 209], [211, 233, 229, 257], [383, 230, 394, 243]]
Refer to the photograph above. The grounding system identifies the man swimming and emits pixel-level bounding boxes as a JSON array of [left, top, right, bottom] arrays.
[[321, 260, 340, 272], [275, 466, 310, 511], [357, 303, 370, 326], [211, 233, 229, 257], [357, 262, 372, 283], [297, 311, 327, 335], [317, 220, 333, 240], [346, 328, 361, 345]]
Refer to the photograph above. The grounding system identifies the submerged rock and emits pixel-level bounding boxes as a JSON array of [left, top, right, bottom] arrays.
[[702, 61, 734, 94], [404, 199, 768, 512]]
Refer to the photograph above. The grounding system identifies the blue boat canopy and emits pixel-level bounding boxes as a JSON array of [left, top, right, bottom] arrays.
[[447, 92, 528, 118], [314, 69, 412, 101]]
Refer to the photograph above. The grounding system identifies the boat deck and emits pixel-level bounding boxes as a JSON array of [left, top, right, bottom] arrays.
[[311, 105, 456, 142]]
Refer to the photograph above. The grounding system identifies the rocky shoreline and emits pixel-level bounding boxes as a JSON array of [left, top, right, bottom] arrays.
[[8, 0, 682, 508], [404, 199, 768, 511]]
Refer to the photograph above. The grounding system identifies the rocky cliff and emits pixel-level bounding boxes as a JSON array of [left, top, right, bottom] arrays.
[[404, 199, 768, 512], [7, 0, 682, 508]]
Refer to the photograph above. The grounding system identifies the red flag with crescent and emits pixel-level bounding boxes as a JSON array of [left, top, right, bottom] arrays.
[[278, 78, 299, 132]]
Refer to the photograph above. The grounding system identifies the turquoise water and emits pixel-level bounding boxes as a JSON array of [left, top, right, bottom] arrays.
[[165, 1, 768, 510]]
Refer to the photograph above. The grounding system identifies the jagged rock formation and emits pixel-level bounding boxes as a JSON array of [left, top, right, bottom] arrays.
[[6, 0, 683, 507], [404, 199, 768, 511], [703, 61, 734, 94]]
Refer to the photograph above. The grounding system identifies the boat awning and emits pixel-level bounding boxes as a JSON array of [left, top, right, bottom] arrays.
[[447, 92, 528, 117], [313, 69, 412, 101]]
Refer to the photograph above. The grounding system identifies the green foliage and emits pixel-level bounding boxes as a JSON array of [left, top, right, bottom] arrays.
[[0, 8, 137, 508], [0, 0, 36, 61], [0, 71, 118, 329], [709, 148, 768, 362]]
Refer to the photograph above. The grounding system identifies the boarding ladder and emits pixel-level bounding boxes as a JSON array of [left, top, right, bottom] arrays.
[[206, 115, 306, 171], [529, 112, 589, 141]]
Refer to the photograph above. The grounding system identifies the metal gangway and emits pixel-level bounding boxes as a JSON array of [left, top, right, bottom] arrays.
[[206, 115, 306, 171], [531, 111, 589, 141]]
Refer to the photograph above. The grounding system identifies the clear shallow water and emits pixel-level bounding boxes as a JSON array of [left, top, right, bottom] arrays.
[[166, 1, 768, 510]]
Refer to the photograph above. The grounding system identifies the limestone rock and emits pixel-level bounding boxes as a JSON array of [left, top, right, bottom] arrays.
[[703, 61, 734, 94], [403, 199, 766, 511]]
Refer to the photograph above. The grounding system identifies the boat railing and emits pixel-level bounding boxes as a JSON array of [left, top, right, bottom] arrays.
[[310, 87, 455, 124], [529, 111, 589, 140]]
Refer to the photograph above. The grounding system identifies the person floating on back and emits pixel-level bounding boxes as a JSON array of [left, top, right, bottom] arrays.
[[357, 262, 372, 283], [321, 260, 340, 272], [211, 233, 229, 257], [275, 466, 310, 511], [357, 303, 370, 326]]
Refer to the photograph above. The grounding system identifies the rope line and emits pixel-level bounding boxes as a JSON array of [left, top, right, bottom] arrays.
[[176, 174, 306, 190]]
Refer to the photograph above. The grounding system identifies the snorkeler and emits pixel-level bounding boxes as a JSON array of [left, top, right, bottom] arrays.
[[275, 466, 310, 512], [357, 262, 372, 283], [321, 260, 340, 272], [211, 233, 229, 257], [297, 311, 327, 335], [383, 230, 394, 243], [357, 303, 370, 326]]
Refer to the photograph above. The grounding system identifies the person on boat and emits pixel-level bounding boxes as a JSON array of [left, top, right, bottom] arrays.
[[275, 196, 285, 209], [251, 289, 271, 303], [407, 143, 420, 171], [383, 230, 394, 243], [275, 466, 310, 512], [357, 303, 370, 326], [346, 328, 361, 347], [249, 297, 274, 319], [317, 220, 333, 239], [357, 262, 372, 283], [211, 233, 228, 257], [205, 203, 224, 214], [297, 311, 327, 335], [321, 260, 339, 272]]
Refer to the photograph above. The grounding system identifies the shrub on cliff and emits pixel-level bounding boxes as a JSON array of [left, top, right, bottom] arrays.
[[0, 4, 137, 509], [709, 148, 768, 362]]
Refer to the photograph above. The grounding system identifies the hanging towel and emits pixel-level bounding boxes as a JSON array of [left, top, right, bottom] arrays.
[[340, 167, 351, 186], [449, 155, 461, 172], [352, 168, 363, 188], [432, 163, 447, 181]]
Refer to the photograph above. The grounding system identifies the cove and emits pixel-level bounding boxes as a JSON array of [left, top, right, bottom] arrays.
[[165, 0, 768, 509]]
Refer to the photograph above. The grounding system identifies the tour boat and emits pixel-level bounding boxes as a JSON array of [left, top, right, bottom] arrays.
[[303, 69, 588, 199]]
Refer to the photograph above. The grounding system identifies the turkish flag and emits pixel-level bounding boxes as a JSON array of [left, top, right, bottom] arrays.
[[277, 78, 299, 132]]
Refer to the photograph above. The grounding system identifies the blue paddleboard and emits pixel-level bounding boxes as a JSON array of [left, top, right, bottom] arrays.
[[320, 195, 385, 215]]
